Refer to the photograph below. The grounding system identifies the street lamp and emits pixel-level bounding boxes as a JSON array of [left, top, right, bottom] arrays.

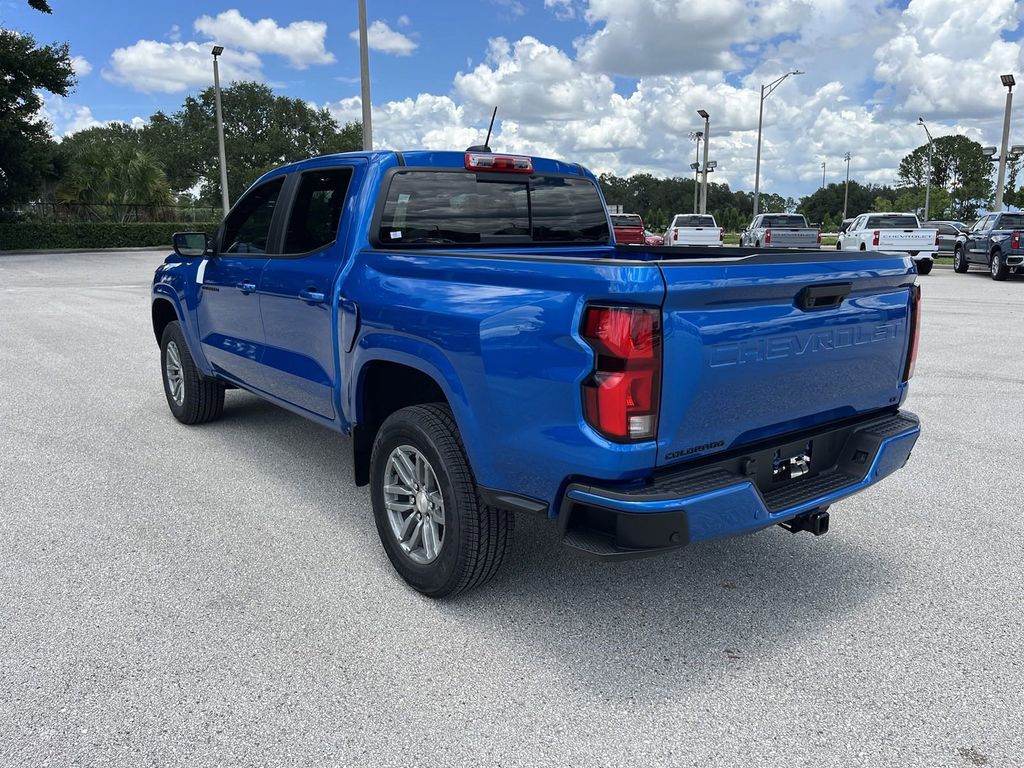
[[689, 131, 703, 214], [211, 46, 229, 217], [357, 0, 373, 150], [917, 117, 934, 220], [753, 69, 804, 216], [842, 152, 851, 220], [994, 74, 1015, 211], [698, 109, 710, 214], [821, 160, 826, 189]]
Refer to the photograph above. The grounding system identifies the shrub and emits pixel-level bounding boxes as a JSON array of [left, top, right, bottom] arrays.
[[0, 222, 220, 251]]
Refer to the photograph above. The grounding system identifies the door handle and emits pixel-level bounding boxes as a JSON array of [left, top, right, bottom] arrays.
[[237, 281, 256, 294], [299, 288, 326, 303]]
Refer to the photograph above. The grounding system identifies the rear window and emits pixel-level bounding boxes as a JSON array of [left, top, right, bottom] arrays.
[[866, 215, 919, 229], [377, 171, 610, 246], [761, 215, 807, 227], [610, 214, 643, 228], [998, 214, 1024, 229], [672, 215, 715, 228]]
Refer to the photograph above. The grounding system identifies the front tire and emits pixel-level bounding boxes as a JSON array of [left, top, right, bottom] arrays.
[[953, 247, 969, 273], [991, 250, 1009, 281], [916, 259, 934, 275], [370, 404, 513, 598], [160, 321, 224, 424]]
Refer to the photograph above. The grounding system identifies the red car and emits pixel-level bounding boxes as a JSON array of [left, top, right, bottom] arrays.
[[610, 213, 646, 245], [644, 229, 665, 247]]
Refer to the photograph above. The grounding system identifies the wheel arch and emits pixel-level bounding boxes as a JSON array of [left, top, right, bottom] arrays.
[[352, 359, 452, 486], [152, 296, 179, 344]]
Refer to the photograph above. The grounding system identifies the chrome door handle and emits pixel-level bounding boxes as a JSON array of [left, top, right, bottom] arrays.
[[299, 288, 325, 303], [237, 282, 256, 294]]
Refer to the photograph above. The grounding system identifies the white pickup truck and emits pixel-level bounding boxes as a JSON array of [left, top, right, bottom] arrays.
[[740, 213, 820, 248], [837, 212, 938, 275], [664, 214, 723, 247]]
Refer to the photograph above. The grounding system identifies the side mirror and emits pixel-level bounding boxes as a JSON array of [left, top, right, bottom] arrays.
[[172, 231, 211, 258]]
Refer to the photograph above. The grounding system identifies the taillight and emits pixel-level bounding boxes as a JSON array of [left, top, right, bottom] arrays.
[[1012, 231, 1021, 249], [719, 228, 724, 241], [672, 229, 678, 241], [903, 284, 921, 382], [872, 230, 880, 247], [581, 306, 661, 442], [765, 228, 772, 244], [816, 229, 822, 244], [464, 152, 533, 173], [934, 230, 941, 246]]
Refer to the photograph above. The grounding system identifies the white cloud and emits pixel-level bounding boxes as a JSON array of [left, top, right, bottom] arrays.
[[350, 20, 418, 56], [194, 10, 335, 68], [38, 95, 145, 138], [397, 15, 411, 27], [545, 0, 575, 19], [492, 0, 526, 17], [70, 56, 92, 77], [167, 24, 181, 42], [104, 40, 263, 93]]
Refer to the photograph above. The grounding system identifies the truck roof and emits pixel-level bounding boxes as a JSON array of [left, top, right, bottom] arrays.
[[266, 150, 595, 181]]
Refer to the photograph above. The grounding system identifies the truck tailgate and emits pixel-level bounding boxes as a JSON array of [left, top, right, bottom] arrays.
[[655, 253, 914, 468], [878, 229, 935, 251], [674, 227, 720, 246], [767, 229, 818, 248]]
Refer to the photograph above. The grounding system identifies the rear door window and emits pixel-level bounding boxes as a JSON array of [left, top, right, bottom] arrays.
[[282, 168, 353, 254], [377, 171, 609, 246]]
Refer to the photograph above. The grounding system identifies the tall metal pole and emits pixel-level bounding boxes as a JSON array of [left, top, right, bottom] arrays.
[[842, 152, 851, 220], [995, 84, 1014, 211], [358, 0, 373, 151], [212, 50, 229, 217], [752, 84, 765, 217], [693, 135, 701, 214], [700, 112, 710, 214], [917, 119, 934, 220], [821, 161, 826, 189]]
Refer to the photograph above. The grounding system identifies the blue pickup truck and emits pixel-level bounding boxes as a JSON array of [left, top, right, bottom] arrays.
[[953, 211, 1024, 280], [152, 149, 922, 597]]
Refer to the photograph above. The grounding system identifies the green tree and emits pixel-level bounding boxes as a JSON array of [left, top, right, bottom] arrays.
[[797, 181, 896, 224], [57, 140, 171, 222], [159, 82, 362, 203], [0, 30, 75, 205], [896, 135, 991, 220]]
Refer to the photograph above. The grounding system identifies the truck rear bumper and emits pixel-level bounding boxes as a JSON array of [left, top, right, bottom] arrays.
[[558, 411, 920, 561]]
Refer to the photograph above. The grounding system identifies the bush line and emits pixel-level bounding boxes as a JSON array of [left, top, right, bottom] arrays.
[[0, 222, 220, 251]]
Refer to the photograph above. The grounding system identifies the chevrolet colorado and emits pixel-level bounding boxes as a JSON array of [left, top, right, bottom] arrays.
[[152, 149, 922, 597]]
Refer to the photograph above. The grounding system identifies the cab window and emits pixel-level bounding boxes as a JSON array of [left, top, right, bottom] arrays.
[[282, 168, 353, 254], [221, 178, 284, 255]]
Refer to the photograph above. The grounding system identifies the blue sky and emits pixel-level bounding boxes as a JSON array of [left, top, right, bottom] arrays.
[[6, 0, 1024, 198]]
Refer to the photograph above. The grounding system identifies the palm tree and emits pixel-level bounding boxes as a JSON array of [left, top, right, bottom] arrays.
[[58, 143, 172, 222]]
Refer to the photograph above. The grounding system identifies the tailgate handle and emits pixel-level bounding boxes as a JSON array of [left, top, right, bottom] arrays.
[[796, 282, 851, 311]]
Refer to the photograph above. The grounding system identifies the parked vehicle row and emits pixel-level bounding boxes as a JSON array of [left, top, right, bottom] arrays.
[[155, 148, 922, 597]]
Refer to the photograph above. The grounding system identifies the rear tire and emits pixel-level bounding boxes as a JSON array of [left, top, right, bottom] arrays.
[[370, 404, 513, 598], [160, 321, 224, 425], [953, 246, 969, 273], [991, 250, 1009, 281], [916, 259, 933, 275]]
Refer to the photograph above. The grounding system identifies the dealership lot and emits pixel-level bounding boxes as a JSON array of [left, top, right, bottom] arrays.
[[1, 251, 1022, 767]]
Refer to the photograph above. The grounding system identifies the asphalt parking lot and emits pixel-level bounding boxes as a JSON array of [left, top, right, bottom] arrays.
[[1, 250, 1022, 767]]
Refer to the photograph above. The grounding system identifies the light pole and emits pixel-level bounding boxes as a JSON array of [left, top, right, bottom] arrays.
[[698, 109, 710, 214], [689, 131, 703, 214], [753, 69, 804, 216], [821, 160, 826, 189], [842, 152, 851, 220], [211, 46, 229, 217], [917, 118, 934, 220], [357, 0, 373, 150], [994, 74, 1016, 211]]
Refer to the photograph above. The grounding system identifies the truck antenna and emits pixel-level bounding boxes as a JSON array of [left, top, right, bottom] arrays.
[[466, 106, 498, 152]]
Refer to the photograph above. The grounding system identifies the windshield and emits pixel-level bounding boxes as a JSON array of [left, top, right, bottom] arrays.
[[865, 215, 919, 229], [377, 171, 610, 246], [672, 215, 715, 228], [610, 214, 643, 228], [761, 215, 807, 227]]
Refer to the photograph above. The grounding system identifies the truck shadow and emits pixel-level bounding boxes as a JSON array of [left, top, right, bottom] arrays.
[[214, 391, 895, 701]]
